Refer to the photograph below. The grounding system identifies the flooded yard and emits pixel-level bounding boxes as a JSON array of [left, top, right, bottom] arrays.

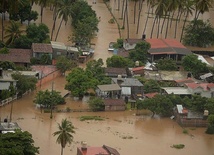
[[1, 0, 214, 154]]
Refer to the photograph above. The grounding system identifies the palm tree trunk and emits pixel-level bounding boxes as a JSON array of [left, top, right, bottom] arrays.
[[125, 0, 129, 38], [121, 0, 125, 18], [136, 0, 143, 34], [174, 10, 180, 38], [61, 147, 63, 155], [55, 18, 63, 41], [165, 12, 170, 38], [150, 16, 157, 38], [41, 6, 44, 23], [51, 12, 58, 40], [160, 14, 167, 34], [180, 12, 188, 42], [1, 12, 4, 41], [143, 3, 150, 35], [134, 0, 137, 24], [169, 10, 175, 28], [117, 0, 120, 10], [157, 17, 161, 38]]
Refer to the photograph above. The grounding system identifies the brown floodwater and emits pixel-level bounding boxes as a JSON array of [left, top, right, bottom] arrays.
[[1, 0, 214, 155]]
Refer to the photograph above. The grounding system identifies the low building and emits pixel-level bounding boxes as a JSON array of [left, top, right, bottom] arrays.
[[104, 99, 126, 111], [112, 77, 144, 98], [104, 67, 128, 78], [51, 41, 79, 60], [32, 43, 53, 59], [0, 69, 17, 91], [0, 48, 32, 67], [77, 143, 120, 155], [132, 66, 144, 76], [96, 84, 121, 99]]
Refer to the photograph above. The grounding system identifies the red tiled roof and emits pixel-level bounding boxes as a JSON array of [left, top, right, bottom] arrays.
[[0, 48, 32, 63], [77, 147, 108, 155], [132, 66, 144, 71], [185, 82, 214, 91], [144, 92, 158, 98], [32, 43, 53, 53], [104, 99, 125, 106], [103, 145, 120, 155], [175, 78, 195, 85]]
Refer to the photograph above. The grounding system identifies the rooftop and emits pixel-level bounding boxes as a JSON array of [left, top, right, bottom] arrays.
[[32, 43, 53, 53], [161, 87, 191, 95], [112, 77, 143, 87], [97, 84, 121, 92], [0, 48, 32, 63]]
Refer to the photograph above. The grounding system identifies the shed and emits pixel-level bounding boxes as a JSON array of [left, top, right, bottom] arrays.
[[104, 99, 126, 111]]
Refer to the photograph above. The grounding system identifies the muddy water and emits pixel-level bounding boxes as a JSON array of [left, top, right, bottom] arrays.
[[1, 1, 214, 155]]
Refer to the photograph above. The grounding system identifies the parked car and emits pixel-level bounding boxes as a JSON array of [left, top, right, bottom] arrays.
[[108, 42, 116, 51]]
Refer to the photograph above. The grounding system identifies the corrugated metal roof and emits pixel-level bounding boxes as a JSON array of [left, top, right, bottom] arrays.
[[97, 84, 121, 91], [162, 87, 191, 95]]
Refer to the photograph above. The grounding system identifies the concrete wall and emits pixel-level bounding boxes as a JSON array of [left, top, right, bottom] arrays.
[[36, 69, 61, 87]]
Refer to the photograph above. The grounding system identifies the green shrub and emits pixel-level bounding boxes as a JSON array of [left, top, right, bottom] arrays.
[[108, 18, 115, 24], [183, 129, 188, 134], [79, 116, 104, 121], [206, 125, 214, 134], [172, 144, 185, 149]]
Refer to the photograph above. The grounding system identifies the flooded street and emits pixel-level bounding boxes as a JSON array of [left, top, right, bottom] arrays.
[[1, 0, 214, 155]]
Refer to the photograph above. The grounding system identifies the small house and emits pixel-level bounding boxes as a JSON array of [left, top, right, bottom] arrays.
[[104, 99, 126, 111], [77, 142, 120, 155], [0, 48, 32, 67], [32, 43, 53, 59], [112, 77, 144, 98], [96, 84, 121, 99], [104, 67, 128, 78]]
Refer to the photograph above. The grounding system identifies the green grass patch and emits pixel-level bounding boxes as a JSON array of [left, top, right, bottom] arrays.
[[183, 129, 188, 134], [171, 144, 185, 149], [79, 116, 105, 121]]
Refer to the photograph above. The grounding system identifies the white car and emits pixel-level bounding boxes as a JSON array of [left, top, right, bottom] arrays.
[[108, 42, 116, 51]]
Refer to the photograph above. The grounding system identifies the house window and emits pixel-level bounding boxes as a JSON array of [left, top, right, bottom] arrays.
[[57, 52, 61, 55]]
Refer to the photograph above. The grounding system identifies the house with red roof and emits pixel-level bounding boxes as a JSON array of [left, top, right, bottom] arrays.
[[161, 82, 214, 98], [123, 38, 192, 62], [184, 83, 214, 98], [77, 143, 120, 155], [132, 66, 144, 76]]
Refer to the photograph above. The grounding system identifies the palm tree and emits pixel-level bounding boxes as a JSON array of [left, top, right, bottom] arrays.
[[54, 0, 73, 41], [194, 0, 213, 20], [38, 0, 51, 23], [4, 20, 25, 45], [180, 0, 194, 42], [53, 118, 75, 155]]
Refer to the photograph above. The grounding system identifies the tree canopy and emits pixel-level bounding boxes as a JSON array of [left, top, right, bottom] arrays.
[[88, 97, 105, 111], [183, 19, 214, 47], [56, 56, 77, 74], [156, 58, 178, 71], [129, 41, 151, 64], [34, 90, 65, 108], [182, 54, 209, 78], [12, 73, 37, 96], [0, 130, 39, 155], [136, 94, 174, 117], [65, 67, 98, 98], [106, 55, 134, 68]]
